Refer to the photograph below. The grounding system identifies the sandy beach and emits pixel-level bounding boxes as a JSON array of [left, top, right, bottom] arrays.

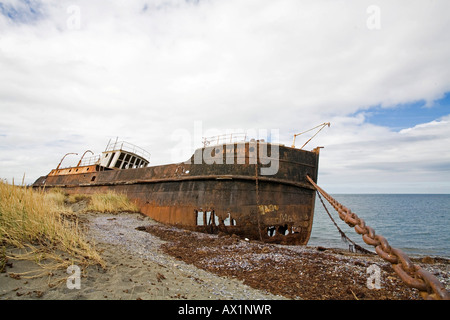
[[1, 212, 284, 300], [1, 212, 448, 300]]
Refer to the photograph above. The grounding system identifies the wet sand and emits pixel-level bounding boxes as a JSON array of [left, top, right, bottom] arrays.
[[1, 212, 448, 300]]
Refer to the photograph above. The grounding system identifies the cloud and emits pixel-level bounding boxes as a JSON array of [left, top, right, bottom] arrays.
[[0, 0, 449, 192], [316, 115, 450, 192]]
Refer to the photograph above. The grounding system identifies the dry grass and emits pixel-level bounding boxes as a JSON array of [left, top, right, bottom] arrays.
[[0, 246, 6, 273], [66, 193, 90, 204], [0, 181, 105, 276], [84, 192, 140, 213], [0, 181, 142, 278]]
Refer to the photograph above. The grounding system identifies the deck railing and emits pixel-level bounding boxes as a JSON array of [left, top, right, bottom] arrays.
[[104, 140, 151, 161], [78, 155, 101, 166], [202, 133, 247, 147]]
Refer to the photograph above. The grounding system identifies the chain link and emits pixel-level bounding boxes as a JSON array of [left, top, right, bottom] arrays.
[[306, 175, 449, 300]]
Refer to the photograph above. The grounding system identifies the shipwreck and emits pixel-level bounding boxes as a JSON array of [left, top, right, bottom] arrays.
[[33, 125, 329, 245]]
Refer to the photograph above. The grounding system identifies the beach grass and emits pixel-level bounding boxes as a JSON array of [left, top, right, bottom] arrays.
[[85, 191, 140, 213], [0, 181, 143, 277], [0, 246, 6, 273]]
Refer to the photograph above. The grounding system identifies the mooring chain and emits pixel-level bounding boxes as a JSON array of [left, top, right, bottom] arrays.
[[306, 175, 449, 300], [316, 191, 374, 255]]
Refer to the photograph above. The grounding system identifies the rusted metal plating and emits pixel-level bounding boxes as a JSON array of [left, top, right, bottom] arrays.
[[306, 175, 449, 300]]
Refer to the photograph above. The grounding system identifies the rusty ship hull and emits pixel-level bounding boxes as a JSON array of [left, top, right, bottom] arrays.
[[33, 141, 320, 244]]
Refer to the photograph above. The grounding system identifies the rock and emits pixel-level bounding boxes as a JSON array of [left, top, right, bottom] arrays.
[[422, 256, 435, 264], [261, 247, 271, 254], [353, 260, 366, 267]]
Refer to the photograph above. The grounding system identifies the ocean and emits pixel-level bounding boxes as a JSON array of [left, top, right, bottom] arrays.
[[308, 194, 450, 259]]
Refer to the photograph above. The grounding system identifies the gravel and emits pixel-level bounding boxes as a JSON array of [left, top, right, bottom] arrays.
[[84, 212, 287, 300]]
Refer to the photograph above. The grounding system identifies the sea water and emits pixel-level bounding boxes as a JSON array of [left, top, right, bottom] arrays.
[[308, 194, 450, 258]]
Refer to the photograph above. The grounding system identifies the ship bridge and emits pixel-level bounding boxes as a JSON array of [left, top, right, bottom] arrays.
[[99, 140, 150, 170]]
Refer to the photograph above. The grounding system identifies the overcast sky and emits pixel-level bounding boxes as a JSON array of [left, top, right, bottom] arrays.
[[1, 0, 449, 193]]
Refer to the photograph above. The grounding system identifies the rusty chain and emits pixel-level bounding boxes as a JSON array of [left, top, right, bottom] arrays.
[[306, 175, 449, 300], [316, 191, 374, 255]]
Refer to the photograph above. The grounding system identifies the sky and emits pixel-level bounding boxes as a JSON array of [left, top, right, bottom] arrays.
[[0, 0, 449, 193]]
